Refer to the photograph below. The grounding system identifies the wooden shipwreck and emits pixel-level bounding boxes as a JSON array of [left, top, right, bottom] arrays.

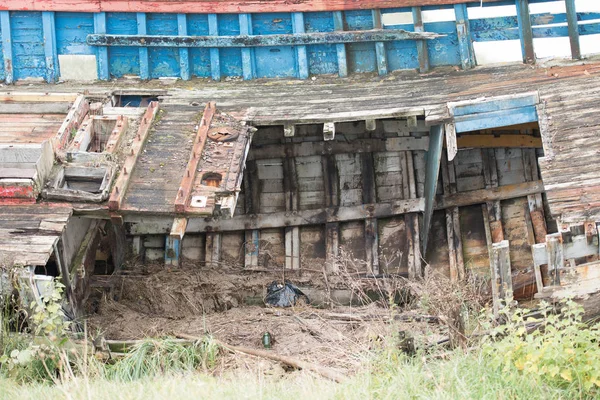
[[0, 0, 599, 313]]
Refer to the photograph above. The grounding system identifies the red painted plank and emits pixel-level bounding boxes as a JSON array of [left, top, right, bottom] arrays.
[[0, 0, 505, 13], [0, 184, 35, 199], [174, 101, 215, 213]]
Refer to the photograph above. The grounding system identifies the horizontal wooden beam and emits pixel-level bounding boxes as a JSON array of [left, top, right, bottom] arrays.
[[0, 0, 505, 14], [457, 134, 542, 149], [127, 180, 544, 234], [108, 101, 159, 211], [454, 106, 538, 133], [248, 136, 429, 160], [87, 30, 443, 49]]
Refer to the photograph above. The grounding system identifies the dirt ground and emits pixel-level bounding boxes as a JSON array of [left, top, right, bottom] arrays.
[[87, 263, 449, 373]]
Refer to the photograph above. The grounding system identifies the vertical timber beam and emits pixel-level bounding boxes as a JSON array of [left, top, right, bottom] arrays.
[[283, 153, 300, 270], [166, 217, 187, 266], [372, 9, 388, 76], [491, 240, 513, 317], [136, 13, 149, 80], [292, 12, 309, 79], [243, 159, 260, 268], [441, 153, 465, 281], [454, 4, 475, 70], [205, 232, 221, 268], [239, 14, 255, 80], [322, 154, 340, 271], [565, 0, 581, 60], [361, 152, 379, 275], [523, 149, 547, 243], [93, 12, 110, 80], [208, 14, 221, 81], [0, 11, 13, 84], [177, 14, 190, 80], [333, 11, 348, 77], [42, 11, 59, 83], [412, 7, 429, 74], [422, 124, 444, 255], [482, 149, 504, 243], [515, 0, 535, 64], [546, 232, 563, 287]]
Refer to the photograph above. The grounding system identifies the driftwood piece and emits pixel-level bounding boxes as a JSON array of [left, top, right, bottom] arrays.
[[175, 333, 345, 383]]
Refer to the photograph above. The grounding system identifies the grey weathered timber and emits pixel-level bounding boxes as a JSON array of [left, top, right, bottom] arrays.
[[421, 124, 444, 254], [490, 240, 513, 317], [546, 233, 564, 287], [87, 29, 443, 48]]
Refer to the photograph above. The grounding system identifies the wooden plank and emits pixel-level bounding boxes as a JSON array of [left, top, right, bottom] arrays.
[[565, 0, 581, 60], [0, 11, 13, 84], [546, 233, 564, 286], [244, 229, 259, 268], [174, 102, 216, 213], [516, 0, 535, 64], [137, 13, 149, 80], [372, 9, 387, 76], [104, 116, 129, 154], [406, 150, 422, 279], [93, 12, 110, 80], [449, 92, 539, 117], [208, 14, 221, 81], [333, 11, 347, 78], [0, 92, 78, 102], [177, 14, 190, 81], [205, 232, 221, 267], [532, 234, 598, 267], [292, 12, 309, 80], [422, 124, 444, 254], [108, 101, 159, 211], [1, 0, 509, 13], [490, 240, 513, 316], [457, 134, 542, 149], [445, 122, 457, 161], [55, 95, 89, 150], [454, 4, 475, 70], [412, 7, 429, 74], [454, 106, 538, 133], [42, 11, 59, 83], [239, 14, 254, 80]]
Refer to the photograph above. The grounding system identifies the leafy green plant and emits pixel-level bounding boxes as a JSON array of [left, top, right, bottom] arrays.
[[482, 299, 600, 394]]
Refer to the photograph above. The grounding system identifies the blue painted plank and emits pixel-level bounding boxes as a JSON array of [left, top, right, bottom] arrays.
[[208, 14, 221, 80], [0, 11, 11, 83], [42, 12, 59, 82], [93, 12, 109, 79], [218, 13, 242, 78], [424, 20, 461, 67], [454, 4, 475, 70], [412, 6, 429, 73], [164, 237, 180, 265], [469, 16, 519, 42], [345, 10, 375, 73], [252, 12, 295, 78], [187, 14, 211, 78], [452, 94, 538, 116], [304, 12, 337, 75], [516, 0, 535, 64], [106, 12, 139, 77], [177, 14, 190, 80], [454, 106, 538, 133], [372, 9, 387, 75], [56, 12, 94, 55], [239, 13, 254, 80], [422, 124, 444, 254], [293, 12, 309, 79], [10, 12, 46, 81], [136, 13, 149, 79], [332, 11, 347, 77], [147, 13, 179, 78]]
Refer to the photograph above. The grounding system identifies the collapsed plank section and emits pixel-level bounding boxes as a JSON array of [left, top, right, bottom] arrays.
[[108, 101, 159, 211]]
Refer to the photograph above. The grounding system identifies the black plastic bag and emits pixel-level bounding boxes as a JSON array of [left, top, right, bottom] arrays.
[[264, 280, 309, 307]]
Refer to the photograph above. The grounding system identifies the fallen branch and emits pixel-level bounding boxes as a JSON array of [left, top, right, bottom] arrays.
[[175, 332, 346, 383]]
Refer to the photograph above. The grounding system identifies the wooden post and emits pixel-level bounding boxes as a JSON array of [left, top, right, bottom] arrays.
[[422, 124, 444, 254], [205, 232, 221, 268], [333, 11, 348, 77], [523, 149, 547, 243], [491, 240, 513, 316], [177, 14, 190, 80], [372, 9, 388, 76], [42, 11, 59, 83], [546, 233, 563, 287], [208, 14, 221, 81], [93, 12, 110, 80], [454, 4, 475, 70], [515, 0, 535, 64], [166, 217, 187, 266], [565, 0, 581, 60], [243, 160, 260, 268], [283, 154, 300, 270], [292, 12, 309, 79], [239, 14, 255, 80], [482, 149, 504, 243], [137, 13, 149, 79], [412, 7, 429, 74], [0, 11, 13, 84], [361, 152, 379, 275], [322, 155, 340, 271], [441, 153, 464, 281]]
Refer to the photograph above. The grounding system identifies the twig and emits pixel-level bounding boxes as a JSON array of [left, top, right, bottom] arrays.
[[174, 332, 346, 383]]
